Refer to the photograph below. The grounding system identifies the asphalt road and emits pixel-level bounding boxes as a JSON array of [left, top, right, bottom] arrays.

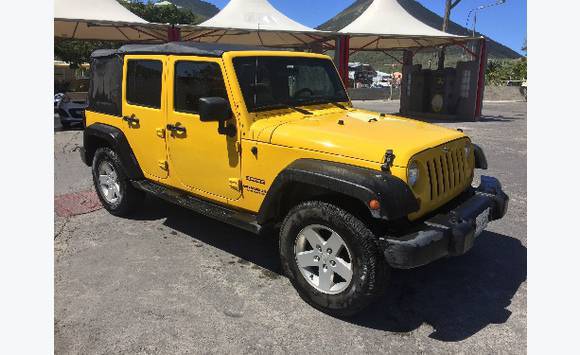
[[54, 101, 527, 354]]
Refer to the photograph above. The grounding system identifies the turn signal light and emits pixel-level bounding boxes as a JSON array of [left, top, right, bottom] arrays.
[[369, 199, 381, 210]]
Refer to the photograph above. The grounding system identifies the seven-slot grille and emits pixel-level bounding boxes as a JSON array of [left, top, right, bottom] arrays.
[[425, 146, 470, 201]]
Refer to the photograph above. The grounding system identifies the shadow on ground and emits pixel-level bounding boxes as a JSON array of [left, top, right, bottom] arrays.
[[129, 196, 526, 342]]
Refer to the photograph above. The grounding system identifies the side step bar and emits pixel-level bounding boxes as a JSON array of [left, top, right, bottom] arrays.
[[132, 180, 262, 234]]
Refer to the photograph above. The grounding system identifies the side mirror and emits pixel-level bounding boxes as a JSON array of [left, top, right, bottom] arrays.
[[199, 97, 231, 122]]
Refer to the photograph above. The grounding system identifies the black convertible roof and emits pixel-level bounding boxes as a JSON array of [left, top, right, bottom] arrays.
[[91, 41, 283, 58]]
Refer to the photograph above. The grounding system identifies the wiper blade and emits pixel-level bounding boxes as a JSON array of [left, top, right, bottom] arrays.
[[279, 103, 313, 115], [330, 101, 347, 110], [286, 104, 313, 115], [256, 103, 313, 115], [294, 97, 349, 109]]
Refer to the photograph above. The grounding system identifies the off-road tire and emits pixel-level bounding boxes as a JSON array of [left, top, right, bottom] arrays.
[[279, 201, 389, 317], [92, 147, 144, 216]]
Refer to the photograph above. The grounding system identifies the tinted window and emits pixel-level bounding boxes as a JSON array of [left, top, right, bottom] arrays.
[[126, 60, 162, 108], [233, 57, 348, 112], [88, 55, 123, 116], [174, 61, 228, 113]]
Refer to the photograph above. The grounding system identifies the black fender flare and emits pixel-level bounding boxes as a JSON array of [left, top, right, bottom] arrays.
[[256, 159, 419, 224], [473, 143, 488, 170], [81, 123, 144, 179]]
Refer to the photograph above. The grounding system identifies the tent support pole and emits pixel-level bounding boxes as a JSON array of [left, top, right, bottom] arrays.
[[167, 25, 181, 42], [183, 29, 220, 42], [335, 35, 350, 86], [128, 26, 167, 41], [382, 51, 404, 65], [474, 38, 487, 121], [451, 39, 477, 58]]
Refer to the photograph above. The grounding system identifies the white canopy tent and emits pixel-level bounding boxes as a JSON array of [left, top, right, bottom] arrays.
[[339, 0, 474, 50], [54, 0, 168, 41], [178, 0, 332, 48]]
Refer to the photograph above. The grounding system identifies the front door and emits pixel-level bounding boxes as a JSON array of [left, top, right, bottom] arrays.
[[166, 56, 241, 200], [122, 55, 168, 179]]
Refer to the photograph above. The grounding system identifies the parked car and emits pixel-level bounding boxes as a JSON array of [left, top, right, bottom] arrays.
[[54, 93, 65, 108], [81, 42, 508, 317], [55, 79, 89, 128]]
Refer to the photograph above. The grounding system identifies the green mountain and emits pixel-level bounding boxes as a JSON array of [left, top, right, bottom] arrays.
[[318, 0, 521, 59], [159, 0, 220, 22]]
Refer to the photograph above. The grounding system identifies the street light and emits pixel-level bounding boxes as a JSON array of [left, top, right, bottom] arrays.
[[467, 0, 507, 37]]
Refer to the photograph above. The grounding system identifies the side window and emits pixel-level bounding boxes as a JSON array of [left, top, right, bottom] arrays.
[[126, 60, 162, 109], [88, 55, 123, 116], [174, 61, 227, 114]]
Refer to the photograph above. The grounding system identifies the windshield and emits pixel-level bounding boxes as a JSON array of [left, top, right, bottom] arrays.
[[233, 56, 349, 112]]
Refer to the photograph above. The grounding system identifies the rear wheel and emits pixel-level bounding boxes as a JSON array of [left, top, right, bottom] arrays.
[[92, 147, 144, 216], [280, 201, 388, 317]]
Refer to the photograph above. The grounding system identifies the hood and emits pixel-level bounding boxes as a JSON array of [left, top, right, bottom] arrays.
[[252, 109, 466, 167]]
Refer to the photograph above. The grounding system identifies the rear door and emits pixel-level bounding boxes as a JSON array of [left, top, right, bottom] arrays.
[[122, 55, 168, 179], [166, 56, 241, 200]]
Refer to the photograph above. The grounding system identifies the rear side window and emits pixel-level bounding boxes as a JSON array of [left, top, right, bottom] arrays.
[[126, 60, 162, 109], [174, 61, 227, 114], [88, 55, 123, 116]]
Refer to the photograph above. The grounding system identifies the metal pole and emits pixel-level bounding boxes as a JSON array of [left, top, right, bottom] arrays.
[[472, 11, 477, 37]]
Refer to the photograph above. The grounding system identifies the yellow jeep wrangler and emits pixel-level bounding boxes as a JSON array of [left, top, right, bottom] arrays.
[[81, 42, 508, 316]]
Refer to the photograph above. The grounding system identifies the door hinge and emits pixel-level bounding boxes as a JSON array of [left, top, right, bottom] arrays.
[[235, 141, 241, 153], [158, 160, 168, 170], [228, 178, 242, 191], [156, 128, 166, 138]]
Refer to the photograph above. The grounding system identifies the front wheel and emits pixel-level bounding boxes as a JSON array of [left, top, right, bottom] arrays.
[[279, 201, 389, 317], [92, 147, 144, 216]]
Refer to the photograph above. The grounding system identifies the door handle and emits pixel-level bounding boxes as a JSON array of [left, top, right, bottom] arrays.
[[123, 114, 140, 124], [166, 123, 186, 134]]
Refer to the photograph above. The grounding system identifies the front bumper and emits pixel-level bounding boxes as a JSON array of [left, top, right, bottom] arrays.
[[380, 176, 508, 269]]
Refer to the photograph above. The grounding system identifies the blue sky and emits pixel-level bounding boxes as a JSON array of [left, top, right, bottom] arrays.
[[204, 0, 527, 55]]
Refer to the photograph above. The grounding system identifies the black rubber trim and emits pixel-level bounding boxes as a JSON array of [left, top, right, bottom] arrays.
[[473, 143, 488, 169], [257, 159, 419, 224], [133, 180, 261, 234], [82, 123, 144, 180]]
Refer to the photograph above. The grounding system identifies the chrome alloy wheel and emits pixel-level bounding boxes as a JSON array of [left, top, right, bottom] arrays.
[[294, 224, 353, 294], [97, 160, 121, 204]]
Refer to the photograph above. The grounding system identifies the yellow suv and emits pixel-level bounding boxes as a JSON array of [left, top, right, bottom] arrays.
[[81, 42, 508, 316]]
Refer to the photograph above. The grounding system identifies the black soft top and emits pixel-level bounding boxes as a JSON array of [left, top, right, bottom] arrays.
[[91, 41, 282, 58]]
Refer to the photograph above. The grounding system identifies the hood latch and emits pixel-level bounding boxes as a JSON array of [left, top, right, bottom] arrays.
[[381, 150, 396, 173]]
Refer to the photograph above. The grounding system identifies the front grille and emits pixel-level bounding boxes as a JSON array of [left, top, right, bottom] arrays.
[[425, 145, 469, 202]]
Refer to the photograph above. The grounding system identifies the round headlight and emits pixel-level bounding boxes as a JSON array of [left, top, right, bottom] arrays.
[[464, 144, 472, 158], [407, 161, 419, 186]]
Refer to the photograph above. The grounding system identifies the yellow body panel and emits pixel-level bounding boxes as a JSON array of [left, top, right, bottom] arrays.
[[122, 55, 169, 180], [165, 55, 241, 200], [85, 50, 475, 221]]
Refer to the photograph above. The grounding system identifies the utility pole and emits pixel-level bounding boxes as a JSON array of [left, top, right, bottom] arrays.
[[438, 0, 463, 70]]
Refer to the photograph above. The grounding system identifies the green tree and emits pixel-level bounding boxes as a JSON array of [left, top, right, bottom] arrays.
[[485, 58, 527, 85], [120, 1, 197, 25], [54, 40, 117, 68]]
